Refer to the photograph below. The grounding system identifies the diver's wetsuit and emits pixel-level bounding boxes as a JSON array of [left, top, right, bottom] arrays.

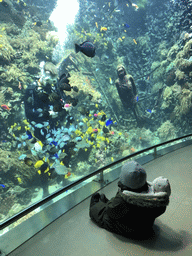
[[115, 74, 142, 123]]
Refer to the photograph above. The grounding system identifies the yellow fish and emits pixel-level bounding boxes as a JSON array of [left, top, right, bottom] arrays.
[[100, 27, 107, 32], [37, 140, 43, 148], [34, 160, 44, 168], [118, 38, 123, 42], [17, 177, 22, 184], [95, 22, 98, 28], [111, 157, 114, 161], [133, 39, 137, 44]]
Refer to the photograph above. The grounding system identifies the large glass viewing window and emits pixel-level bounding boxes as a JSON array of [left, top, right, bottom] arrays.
[[0, 0, 192, 229]]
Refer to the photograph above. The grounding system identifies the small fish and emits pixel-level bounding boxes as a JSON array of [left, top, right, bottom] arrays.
[[106, 118, 116, 126], [93, 128, 98, 133], [54, 153, 59, 159], [133, 39, 137, 44], [101, 114, 106, 121], [65, 171, 71, 179], [75, 41, 96, 58], [147, 109, 152, 113], [50, 141, 58, 146], [94, 113, 98, 117], [100, 27, 107, 32], [26, 130, 33, 139], [130, 147, 136, 153], [95, 22, 98, 28], [109, 131, 114, 135], [24, 157, 33, 166], [136, 96, 139, 102], [17, 177, 22, 184], [40, 129, 44, 136], [0, 184, 5, 188], [109, 77, 112, 84], [132, 3, 139, 10], [35, 123, 44, 128], [64, 104, 72, 108], [123, 23, 130, 28], [1, 104, 10, 111]]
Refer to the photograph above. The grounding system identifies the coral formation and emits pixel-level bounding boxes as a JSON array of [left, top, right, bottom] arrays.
[[157, 120, 176, 141]]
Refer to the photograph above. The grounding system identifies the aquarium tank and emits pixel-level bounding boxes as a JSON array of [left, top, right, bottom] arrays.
[[0, 0, 192, 224]]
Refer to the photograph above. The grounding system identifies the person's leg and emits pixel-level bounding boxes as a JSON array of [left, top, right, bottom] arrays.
[[90, 193, 100, 207]]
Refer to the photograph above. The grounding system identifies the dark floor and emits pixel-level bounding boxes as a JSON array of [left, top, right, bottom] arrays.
[[8, 145, 192, 256]]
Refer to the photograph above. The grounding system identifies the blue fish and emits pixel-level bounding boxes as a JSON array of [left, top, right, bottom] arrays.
[[147, 109, 152, 113], [26, 131, 33, 139], [124, 23, 130, 28], [0, 184, 5, 188], [106, 118, 113, 126], [50, 141, 58, 146], [54, 153, 59, 159], [136, 96, 139, 102], [106, 118, 117, 126]]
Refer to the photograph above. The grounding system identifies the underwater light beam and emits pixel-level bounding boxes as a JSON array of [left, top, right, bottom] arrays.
[[50, 0, 79, 44]]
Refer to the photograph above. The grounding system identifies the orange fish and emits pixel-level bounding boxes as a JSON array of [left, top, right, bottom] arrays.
[[130, 147, 136, 153], [1, 104, 10, 111], [133, 39, 137, 44], [100, 27, 107, 32]]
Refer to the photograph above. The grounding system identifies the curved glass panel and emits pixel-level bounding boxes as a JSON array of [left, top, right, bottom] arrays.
[[0, 0, 192, 223]]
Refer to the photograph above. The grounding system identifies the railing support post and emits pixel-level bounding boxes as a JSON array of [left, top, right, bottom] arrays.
[[153, 147, 157, 158], [99, 171, 104, 183]]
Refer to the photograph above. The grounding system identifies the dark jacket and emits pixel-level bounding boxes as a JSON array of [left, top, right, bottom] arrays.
[[89, 183, 169, 238]]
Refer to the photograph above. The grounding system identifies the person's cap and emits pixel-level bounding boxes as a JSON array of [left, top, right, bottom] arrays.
[[119, 161, 147, 189]]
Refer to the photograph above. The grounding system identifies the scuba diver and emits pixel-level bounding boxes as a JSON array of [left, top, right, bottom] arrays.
[[115, 64, 144, 126]]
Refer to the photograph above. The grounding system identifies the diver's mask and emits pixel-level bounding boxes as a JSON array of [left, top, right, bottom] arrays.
[[117, 67, 126, 79]]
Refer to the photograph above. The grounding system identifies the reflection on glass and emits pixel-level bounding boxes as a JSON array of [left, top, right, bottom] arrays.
[[0, 0, 191, 223]]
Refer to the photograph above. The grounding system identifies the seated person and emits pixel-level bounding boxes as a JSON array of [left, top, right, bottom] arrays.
[[89, 161, 171, 239]]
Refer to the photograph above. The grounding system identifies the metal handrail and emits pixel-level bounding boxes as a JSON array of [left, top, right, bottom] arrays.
[[1, 133, 192, 230]]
